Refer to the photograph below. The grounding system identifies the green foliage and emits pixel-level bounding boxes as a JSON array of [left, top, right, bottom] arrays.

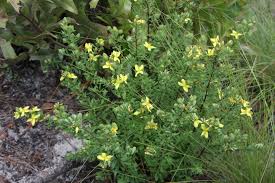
[[195, 0, 247, 34], [208, 131, 275, 183], [153, 0, 247, 35], [46, 1, 256, 181], [237, 0, 275, 138], [241, 0, 275, 81], [0, 0, 132, 67]]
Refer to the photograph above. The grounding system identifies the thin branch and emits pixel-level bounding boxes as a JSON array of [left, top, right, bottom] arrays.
[[199, 61, 216, 112], [145, 1, 150, 41]]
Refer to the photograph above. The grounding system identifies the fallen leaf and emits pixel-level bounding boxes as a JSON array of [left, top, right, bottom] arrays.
[[0, 129, 8, 140], [42, 102, 54, 111]]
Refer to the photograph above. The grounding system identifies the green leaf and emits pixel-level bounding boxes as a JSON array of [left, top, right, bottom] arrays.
[[0, 39, 17, 59], [0, 10, 8, 28], [7, 0, 21, 13], [89, 0, 99, 9], [50, 0, 78, 14], [121, 0, 131, 15]]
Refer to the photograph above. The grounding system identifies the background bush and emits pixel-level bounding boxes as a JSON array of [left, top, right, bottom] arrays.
[[0, 0, 132, 68]]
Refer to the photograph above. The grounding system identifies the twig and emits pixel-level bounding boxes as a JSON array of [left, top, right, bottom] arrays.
[[199, 62, 215, 112], [0, 155, 38, 172], [18, 161, 72, 183], [145, 1, 150, 41], [70, 159, 88, 183], [135, 24, 138, 63]]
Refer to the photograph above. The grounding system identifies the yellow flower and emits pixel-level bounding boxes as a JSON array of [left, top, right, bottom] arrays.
[[240, 98, 250, 107], [134, 64, 144, 77], [197, 64, 205, 69], [97, 153, 113, 162], [184, 18, 191, 23], [134, 16, 145, 24], [230, 30, 242, 39], [207, 48, 215, 57], [75, 126, 80, 134], [67, 72, 77, 79], [119, 74, 128, 83], [112, 74, 128, 90], [27, 113, 40, 126], [133, 110, 141, 116], [127, 105, 133, 113], [187, 49, 193, 58], [240, 107, 253, 118], [141, 97, 153, 112], [14, 111, 21, 119], [103, 61, 114, 71], [194, 48, 202, 59], [60, 71, 77, 81], [110, 51, 121, 63], [218, 123, 224, 128], [89, 54, 99, 62], [111, 123, 118, 135], [112, 80, 121, 90], [85, 43, 93, 53], [133, 108, 144, 116], [218, 88, 224, 100], [210, 36, 220, 47], [193, 118, 202, 128], [30, 106, 40, 113], [145, 119, 158, 130], [228, 97, 237, 104], [18, 106, 30, 117], [60, 75, 65, 81], [201, 124, 209, 139], [178, 79, 191, 92], [96, 38, 104, 46], [187, 45, 203, 60], [144, 147, 156, 156], [144, 42, 155, 51]]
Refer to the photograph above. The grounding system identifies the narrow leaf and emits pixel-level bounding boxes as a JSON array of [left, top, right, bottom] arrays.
[[89, 0, 99, 9], [50, 0, 78, 14]]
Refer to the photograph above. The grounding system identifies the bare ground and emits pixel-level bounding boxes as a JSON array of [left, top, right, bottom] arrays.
[[0, 62, 94, 183]]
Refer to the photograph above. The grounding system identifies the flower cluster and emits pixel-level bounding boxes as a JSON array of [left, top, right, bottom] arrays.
[[97, 152, 113, 168], [145, 118, 158, 130], [112, 74, 128, 90], [14, 106, 42, 126], [60, 71, 77, 81], [240, 99, 253, 118], [133, 15, 145, 25], [193, 115, 224, 139], [134, 97, 154, 115], [178, 79, 191, 92], [186, 45, 203, 60]]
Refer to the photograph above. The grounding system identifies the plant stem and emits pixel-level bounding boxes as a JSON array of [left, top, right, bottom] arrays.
[[135, 24, 138, 63], [199, 61, 216, 112], [144, 1, 150, 41]]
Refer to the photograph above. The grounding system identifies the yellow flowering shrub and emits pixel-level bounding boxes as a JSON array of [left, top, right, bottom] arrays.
[[42, 1, 254, 182], [14, 106, 43, 126]]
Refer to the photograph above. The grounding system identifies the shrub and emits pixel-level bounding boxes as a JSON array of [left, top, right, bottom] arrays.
[[50, 1, 256, 182], [14, 0, 256, 182]]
